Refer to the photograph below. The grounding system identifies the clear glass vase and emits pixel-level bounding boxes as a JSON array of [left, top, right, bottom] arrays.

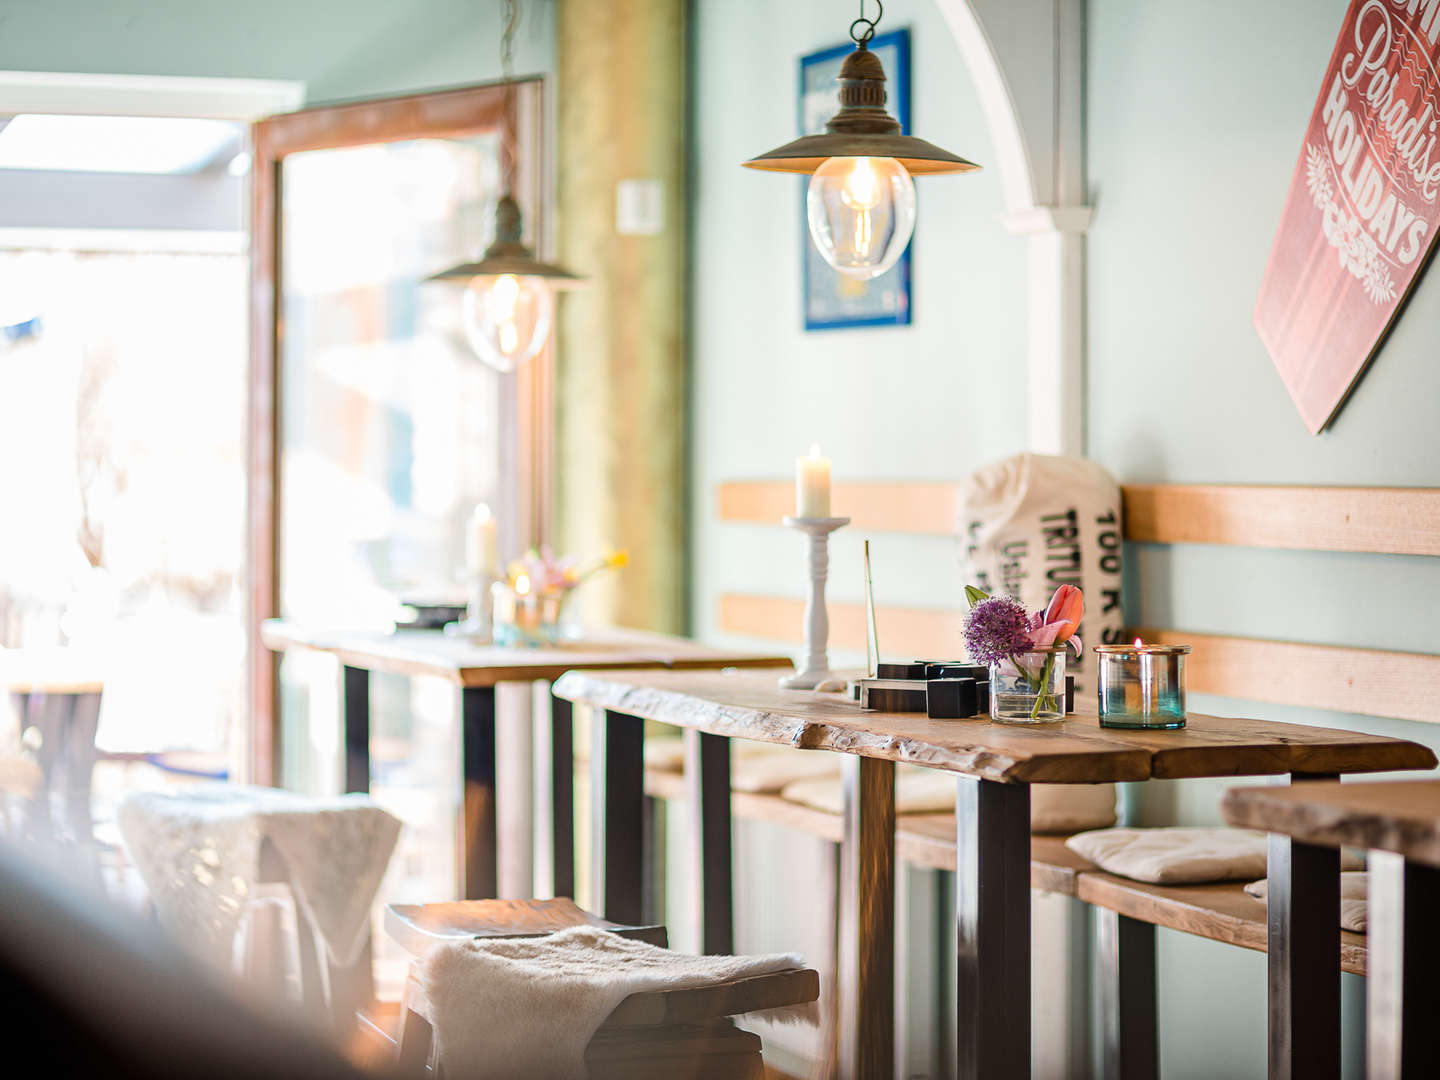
[[491, 581, 571, 647], [989, 648, 1067, 724]]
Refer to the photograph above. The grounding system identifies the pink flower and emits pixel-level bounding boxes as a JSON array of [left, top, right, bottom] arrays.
[[1043, 584, 1084, 641], [1026, 584, 1084, 655]]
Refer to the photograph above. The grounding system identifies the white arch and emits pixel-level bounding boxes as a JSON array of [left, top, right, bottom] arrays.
[[933, 0, 1090, 457], [931, 0, 1039, 214]]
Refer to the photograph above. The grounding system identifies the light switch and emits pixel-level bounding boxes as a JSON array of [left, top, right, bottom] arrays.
[[615, 179, 664, 235]]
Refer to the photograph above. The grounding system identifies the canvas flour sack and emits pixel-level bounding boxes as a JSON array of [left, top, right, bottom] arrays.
[[958, 453, 1126, 695]]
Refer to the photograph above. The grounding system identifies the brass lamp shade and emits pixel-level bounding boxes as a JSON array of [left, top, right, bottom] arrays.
[[742, 45, 979, 176], [427, 194, 585, 287]]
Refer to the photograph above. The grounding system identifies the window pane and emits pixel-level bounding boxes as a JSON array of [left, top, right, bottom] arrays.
[[275, 135, 512, 992]]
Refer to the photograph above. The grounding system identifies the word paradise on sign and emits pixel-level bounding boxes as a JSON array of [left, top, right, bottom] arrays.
[[1255, 0, 1440, 434]]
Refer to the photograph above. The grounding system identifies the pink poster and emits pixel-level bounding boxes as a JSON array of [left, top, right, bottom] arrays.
[[1255, 0, 1440, 433]]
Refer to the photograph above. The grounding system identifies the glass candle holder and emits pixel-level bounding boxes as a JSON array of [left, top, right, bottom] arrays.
[[989, 647, 1067, 724], [1094, 643, 1191, 729], [491, 580, 569, 648]]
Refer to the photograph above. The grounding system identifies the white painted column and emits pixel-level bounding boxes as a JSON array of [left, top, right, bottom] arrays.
[[1002, 206, 1093, 458]]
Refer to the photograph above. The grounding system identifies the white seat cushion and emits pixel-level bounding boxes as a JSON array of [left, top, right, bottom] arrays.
[[781, 767, 1117, 833], [1245, 871, 1368, 933], [642, 736, 840, 793], [1067, 826, 1362, 885]]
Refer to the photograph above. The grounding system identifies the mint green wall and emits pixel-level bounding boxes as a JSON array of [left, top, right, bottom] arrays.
[[1089, 1, 1440, 1076], [0, 0, 554, 103], [688, 1, 1030, 1074], [690, 0, 1026, 660]]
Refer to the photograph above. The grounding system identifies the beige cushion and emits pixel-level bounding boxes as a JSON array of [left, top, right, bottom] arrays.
[[1031, 784, 1118, 834], [781, 767, 1117, 833], [780, 767, 952, 816], [732, 746, 841, 793], [643, 736, 840, 793], [1245, 871, 1368, 933], [643, 737, 686, 773], [1067, 826, 1363, 885]]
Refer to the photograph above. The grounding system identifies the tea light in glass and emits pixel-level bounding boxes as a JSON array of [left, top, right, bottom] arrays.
[[1094, 639, 1191, 729]]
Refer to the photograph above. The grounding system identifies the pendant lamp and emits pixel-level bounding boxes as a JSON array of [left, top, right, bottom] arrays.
[[427, 0, 583, 371], [743, 0, 980, 280]]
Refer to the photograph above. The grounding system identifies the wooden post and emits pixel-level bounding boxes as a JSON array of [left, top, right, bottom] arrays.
[[835, 755, 895, 1079], [555, 0, 687, 633]]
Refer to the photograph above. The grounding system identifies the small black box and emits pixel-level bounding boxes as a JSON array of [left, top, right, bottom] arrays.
[[877, 661, 929, 680], [927, 678, 978, 719], [926, 662, 989, 682], [1066, 675, 1075, 714]]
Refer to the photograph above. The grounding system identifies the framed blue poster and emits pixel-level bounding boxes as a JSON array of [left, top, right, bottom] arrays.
[[800, 28, 912, 331]]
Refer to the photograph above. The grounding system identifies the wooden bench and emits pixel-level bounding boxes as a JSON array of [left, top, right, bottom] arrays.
[[643, 762, 1369, 976], [706, 478, 1440, 1076]]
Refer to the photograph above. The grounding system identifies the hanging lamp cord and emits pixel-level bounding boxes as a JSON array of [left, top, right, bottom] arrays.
[[850, 0, 882, 46], [499, 0, 521, 196]]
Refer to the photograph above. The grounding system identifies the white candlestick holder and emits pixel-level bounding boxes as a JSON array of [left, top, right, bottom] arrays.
[[445, 570, 500, 642], [779, 515, 850, 690]]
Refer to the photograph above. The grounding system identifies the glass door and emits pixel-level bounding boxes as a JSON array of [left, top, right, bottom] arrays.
[[248, 82, 550, 991]]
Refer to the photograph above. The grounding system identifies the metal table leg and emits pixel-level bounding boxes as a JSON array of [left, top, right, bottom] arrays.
[[1366, 851, 1440, 1080], [550, 690, 575, 900], [1267, 772, 1341, 1080], [836, 754, 895, 1080], [956, 776, 1031, 1080], [1097, 909, 1158, 1080], [461, 685, 498, 900], [591, 709, 644, 924], [683, 728, 733, 954], [342, 665, 370, 794]]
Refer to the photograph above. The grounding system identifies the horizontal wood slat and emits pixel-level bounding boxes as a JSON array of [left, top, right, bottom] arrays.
[[716, 480, 1440, 555], [1121, 484, 1440, 556], [718, 480, 959, 535], [717, 593, 963, 659], [1133, 628, 1440, 727], [719, 594, 1440, 725]]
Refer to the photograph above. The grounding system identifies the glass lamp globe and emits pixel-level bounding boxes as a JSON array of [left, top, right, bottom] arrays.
[[805, 156, 917, 280], [461, 272, 554, 373]]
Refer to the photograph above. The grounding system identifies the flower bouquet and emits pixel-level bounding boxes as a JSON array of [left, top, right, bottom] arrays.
[[492, 546, 628, 647], [962, 584, 1084, 723]]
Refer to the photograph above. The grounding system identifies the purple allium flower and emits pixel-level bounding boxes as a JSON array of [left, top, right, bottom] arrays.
[[963, 595, 1034, 665]]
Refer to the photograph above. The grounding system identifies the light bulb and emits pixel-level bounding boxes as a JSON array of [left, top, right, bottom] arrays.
[[806, 156, 916, 280], [461, 273, 554, 372]]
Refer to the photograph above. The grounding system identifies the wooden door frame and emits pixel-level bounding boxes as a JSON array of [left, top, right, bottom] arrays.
[[246, 79, 549, 785]]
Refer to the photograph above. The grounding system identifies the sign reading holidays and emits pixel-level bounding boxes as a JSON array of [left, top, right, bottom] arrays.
[[1255, 0, 1440, 433]]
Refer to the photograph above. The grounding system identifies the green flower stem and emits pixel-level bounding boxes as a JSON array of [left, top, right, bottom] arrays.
[[1029, 650, 1058, 721]]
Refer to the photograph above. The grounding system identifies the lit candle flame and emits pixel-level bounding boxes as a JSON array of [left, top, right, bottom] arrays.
[[516, 573, 531, 596], [1133, 637, 1145, 649], [809, 442, 822, 459]]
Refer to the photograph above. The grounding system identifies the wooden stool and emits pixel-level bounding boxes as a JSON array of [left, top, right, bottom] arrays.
[[373, 898, 818, 1079]]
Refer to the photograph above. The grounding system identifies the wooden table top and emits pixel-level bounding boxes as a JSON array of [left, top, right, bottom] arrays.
[[261, 619, 791, 687], [551, 666, 1437, 785], [1221, 779, 1440, 868], [0, 648, 106, 695]]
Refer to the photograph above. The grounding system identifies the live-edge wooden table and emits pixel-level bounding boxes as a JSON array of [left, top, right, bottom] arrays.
[[551, 665, 1436, 1080], [261, 620, 788, 901], [1223, 779, 1440, 1080]]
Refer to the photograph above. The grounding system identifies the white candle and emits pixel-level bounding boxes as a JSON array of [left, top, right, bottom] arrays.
[[466, 504, 498, 577], [796, 444, 831, 518]]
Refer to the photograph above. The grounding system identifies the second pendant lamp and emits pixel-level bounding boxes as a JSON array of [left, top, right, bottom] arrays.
[[427, 0, 583, 372], [743, 1, 980, 280]]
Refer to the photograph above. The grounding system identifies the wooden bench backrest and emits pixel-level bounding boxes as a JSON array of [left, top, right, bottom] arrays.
[[715, 481, 1440, 726]]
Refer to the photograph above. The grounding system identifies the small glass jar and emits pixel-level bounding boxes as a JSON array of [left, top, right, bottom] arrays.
[[491, 580, 569, 647], [989, 647, 1067, 724], [1094, 643, 1190, 729]]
